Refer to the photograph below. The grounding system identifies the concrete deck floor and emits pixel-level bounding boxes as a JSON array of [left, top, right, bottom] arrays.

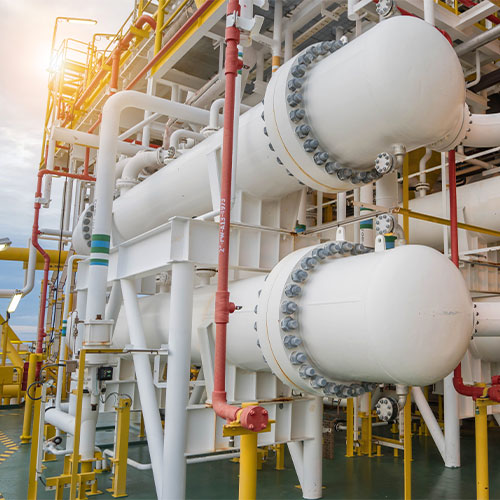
[[0, 406, 499, 499]]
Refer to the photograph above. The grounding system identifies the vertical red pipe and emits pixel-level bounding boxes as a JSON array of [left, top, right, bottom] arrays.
[[211, 0, 268, 431], [449, 150, 487, 399], [32, 169, 95, 354]]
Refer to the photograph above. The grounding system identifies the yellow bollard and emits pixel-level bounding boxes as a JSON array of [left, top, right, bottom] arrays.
[[346, 398, 354, 457], [239, 430, 258, 500], [275, 443, 285, 470], [475, 400, 489, 500], [21, 353, 41, 443]]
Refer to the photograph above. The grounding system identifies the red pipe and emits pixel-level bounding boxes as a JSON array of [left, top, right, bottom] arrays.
[[32, 169, 95, 354], [448, 150, 500, 401], [211, 0, 268, 432]]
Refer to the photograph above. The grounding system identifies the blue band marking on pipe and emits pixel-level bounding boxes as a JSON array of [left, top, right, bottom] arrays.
[[90, 258, 109, 267], [91, 240, 110, 248]]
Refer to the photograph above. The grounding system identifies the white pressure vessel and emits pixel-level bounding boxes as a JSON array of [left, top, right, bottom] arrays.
[[112, 244, 473, 396], [74, 16, 471, 249]]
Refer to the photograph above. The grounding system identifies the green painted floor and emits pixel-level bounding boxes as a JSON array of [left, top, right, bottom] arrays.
[[0, 407, 499, 499]]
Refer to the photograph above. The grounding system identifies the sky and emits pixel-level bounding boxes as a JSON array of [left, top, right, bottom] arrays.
[[0, 0, 134, 339]]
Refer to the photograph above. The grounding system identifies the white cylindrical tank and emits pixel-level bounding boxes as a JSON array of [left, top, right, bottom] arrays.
[[256, 243, 473, 395], [264, 16, 468, 192], [112, 244, 473, 396]]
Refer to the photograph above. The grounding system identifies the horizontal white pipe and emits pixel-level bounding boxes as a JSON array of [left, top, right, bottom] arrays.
[[45, 407, 75, 435], [169, 130, 205, 150], [473, 302, 500, 337], [119, 150, 165, 195], [104, 449, 153, 470], [118, 112, 161, 141], [208, 98, 251, 129], [412, 387, 445, 461], [194, 209, 219, 221], [0, 241, 37, 298], [44, 443, 73, 456], [53, 127, 145, 156], [39, 228, 73, 237], [186, 452, 241, 464]]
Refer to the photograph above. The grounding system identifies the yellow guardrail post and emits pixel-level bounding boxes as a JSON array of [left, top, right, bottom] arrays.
[[21, 353, 42, 443], [475, 399, 489, 500], [27, 383, 42, 499], [108, 397, 131, 498]]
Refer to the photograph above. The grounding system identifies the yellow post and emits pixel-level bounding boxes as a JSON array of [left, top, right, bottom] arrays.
[[154, 0, 166, 55], [275, 443, 285, 470], [404, 393, 412, 500], [346, 397, 354, 457], [475, 400, 489, 500], [108, 398, 131, 498], [139, 411, 145, 438], [239, 431, 258, 500], [27, 384, 42, 499], [70, 349, 87, 500], [43, 424, 57, 462], [21, 353, 41, 443]]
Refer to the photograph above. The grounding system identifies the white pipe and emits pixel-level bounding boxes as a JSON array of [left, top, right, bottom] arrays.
[[444, 373, 460, 467], [0, 240, 37, 298], [195, 209, 220, 220], [45, 407, 75, 434], [118, 149, 165, 195], [56, 254, 87, 410], [39, 227, 73, 237], [87, 90, 211, 323], [53, 127, 146, 156], [418, 148, 432, 197], [412, 387, 445, 461], [105, 280, 123, 324], [44, 443, 73, 456], [208, 98, 251, 130], [118, 112, 161, 141], [104, 449, 153, 470], [120, 278, 164, 498], [162, 262, 195, 500], [423, 0, 435, 25], [337, 192, 346, 221], [284, 20, 293, 62], [272, 0, 283, 72], [302, 396, 323, 499], [462, 113, 500, 148], [169, 130, 205, 150], [186, 452, 241, 464], [466, 51, 481, 89]]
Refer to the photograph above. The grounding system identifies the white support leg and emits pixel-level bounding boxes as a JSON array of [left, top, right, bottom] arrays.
[[121, 278, 164, 498], [302, 396, 323, 499], [162, 262, 195, 500], [444, 372, 461, 467]]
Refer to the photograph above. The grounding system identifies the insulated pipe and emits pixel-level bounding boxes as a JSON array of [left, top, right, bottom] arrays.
[[53, 127, 145, 156], [120, 279, 163, 498], [423, 0, 435, 25], [455, 23, 500, 57], [462, 113, 500, 148], [162, 262, 195, 500], [118, 112, 161, 141], [272, 0, 283, 72], [211, 0, 269, 431], [302, 396, 323, 499], [33, 170, 94, 354], [418, 148, 432, 197], [169, 129, 205, 149], [86, 90, 212, 323], [56, 254, 86, 410], [412, 387, 445, 460], [118, 149, 166, 195], [0, 241, 36, 298]]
